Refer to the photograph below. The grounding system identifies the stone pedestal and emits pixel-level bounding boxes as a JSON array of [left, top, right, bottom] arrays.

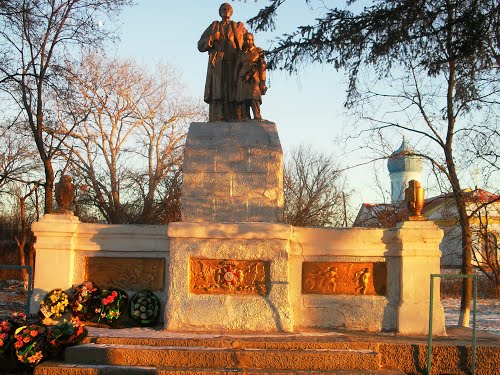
[[30, 213, 80, 313], [395, 221, 446, 335], [181, 121, 283, 222], [165, 222, 294, 332]]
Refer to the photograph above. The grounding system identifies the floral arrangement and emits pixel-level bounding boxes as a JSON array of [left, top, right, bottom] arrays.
[[9, 312, 26, 326], [46, 319, 86, 356], [0, 319, 15, 358], [13, 324, 47, 367], [129, 290, 160, 326], [39, 289, 70, 322], [94, 288, 128, 326], [70, 281, 101, 321]]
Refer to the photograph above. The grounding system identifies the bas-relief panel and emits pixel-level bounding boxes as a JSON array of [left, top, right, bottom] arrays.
[[85, 257, 165, 291], [302, 262, 387, 295], [190, 258, 269, 295]]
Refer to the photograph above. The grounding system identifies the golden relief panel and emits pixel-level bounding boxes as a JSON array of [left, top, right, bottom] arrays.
[[302, 262, 387, 296], [85, 257, 165, 291], [190, 258, 268, 295]]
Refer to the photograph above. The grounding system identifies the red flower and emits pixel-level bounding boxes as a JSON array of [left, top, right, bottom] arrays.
[[23, 337, 31, 343], [15, 341, 23, 349], [30, 330, 38, 337]]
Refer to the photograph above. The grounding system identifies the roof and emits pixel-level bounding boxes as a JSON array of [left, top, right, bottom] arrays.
[[387, 138, 423, 174], [353, 189, 500, 228]]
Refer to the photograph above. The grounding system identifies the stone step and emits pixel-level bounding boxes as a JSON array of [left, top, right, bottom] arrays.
[[35, 362, 406, 375], [84, 336, 378, 351], [62, 343, 381, 371]]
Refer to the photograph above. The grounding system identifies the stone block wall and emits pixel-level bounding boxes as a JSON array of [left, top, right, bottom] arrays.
[[30, 214, 169, 314], [181, 121, 283, 222]]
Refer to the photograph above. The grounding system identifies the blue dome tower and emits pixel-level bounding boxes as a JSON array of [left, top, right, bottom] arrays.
[[387, 138, 423, 203]]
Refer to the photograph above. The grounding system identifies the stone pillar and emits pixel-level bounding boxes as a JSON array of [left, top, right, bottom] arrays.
[[30, 213, 80, 313], [181, 121, 283, 222], [395, 221, 446, 335]]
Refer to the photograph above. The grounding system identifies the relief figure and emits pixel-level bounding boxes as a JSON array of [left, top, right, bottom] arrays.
[[353, 268, 371, 295]]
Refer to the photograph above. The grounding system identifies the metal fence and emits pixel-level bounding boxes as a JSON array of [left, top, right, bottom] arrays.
[[0, 265, 33, 320], [427, 273, 477, 375]]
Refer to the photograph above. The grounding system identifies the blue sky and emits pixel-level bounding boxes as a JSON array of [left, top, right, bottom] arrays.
[[113, 1, 397, 207]]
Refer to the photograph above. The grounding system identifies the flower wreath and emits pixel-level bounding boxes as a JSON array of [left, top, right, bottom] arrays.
[[93, 288, 128, 326], [129, 290, 160, 327], [13, 325, 47, 367], [0, 312, 27, 360], [46, 319, 87, 356], [70, 281, 101, 321], [0, 319, 15, 358], [39, 289, 70, 324]]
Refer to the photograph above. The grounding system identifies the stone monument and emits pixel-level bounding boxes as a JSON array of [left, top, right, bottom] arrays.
[[30, 3, 446, 337], [166, 3, 290, 332], [184, 3, 280, 223]]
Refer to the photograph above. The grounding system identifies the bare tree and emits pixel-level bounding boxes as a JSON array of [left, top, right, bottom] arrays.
[[283, 145, 351, 227], [12, 182, 40, 288], [0, 120, 41, 286], [58, 53, 204, 224], [130, 64, 204, 224], [0, 0, 132, 214], [0, 125, 39, 190], [471, 205, 500, 297]]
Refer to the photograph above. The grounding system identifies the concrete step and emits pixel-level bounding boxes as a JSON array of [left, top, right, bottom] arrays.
[[35, 361, 406, 375], [62, 343, 381, 371]]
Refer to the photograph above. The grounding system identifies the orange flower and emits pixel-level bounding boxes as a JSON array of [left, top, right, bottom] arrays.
[[15, 341, 23, 349], [28, 351, 43, 364], [23, 337, 31, 343], [30, 330, 38, 337]]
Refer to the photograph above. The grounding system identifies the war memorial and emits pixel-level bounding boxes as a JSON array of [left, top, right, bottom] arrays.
[[21, 3, 498, 374]]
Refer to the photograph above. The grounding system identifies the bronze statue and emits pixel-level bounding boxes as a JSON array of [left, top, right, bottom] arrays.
[[405, 180, 425, 220], [198, 3, 246, 121], [234, 32, 267, 120], [54, 174, 75, 213]]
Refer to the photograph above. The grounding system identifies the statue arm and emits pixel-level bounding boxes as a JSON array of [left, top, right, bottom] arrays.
[[198, 22, 217, 52]]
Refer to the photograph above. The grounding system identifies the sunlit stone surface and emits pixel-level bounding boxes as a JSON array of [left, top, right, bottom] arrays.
[[181, 121, 283, 223]]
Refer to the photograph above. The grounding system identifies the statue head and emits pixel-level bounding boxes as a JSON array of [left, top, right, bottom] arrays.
[[243, 32, 254, 48], [219, 3, 233, 19]]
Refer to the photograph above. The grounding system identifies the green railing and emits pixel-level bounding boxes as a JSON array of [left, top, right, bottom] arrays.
[[427, 273, 477, 375], [0, 265, 33, 320]]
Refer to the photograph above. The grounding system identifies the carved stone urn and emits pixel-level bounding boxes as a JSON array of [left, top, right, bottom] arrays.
[[54, 174, 75, 213]]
